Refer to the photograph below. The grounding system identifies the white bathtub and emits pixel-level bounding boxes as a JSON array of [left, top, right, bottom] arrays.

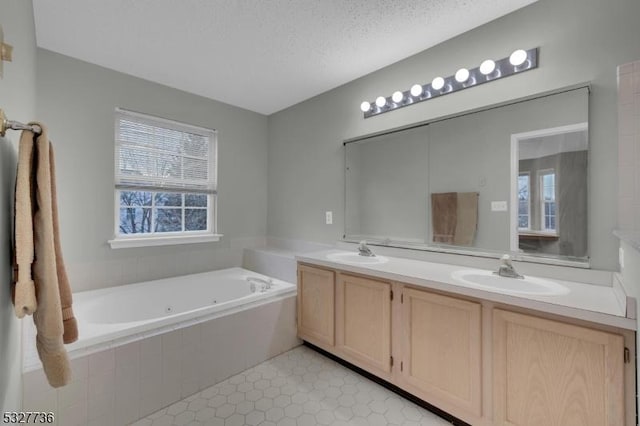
[[22, 267, 300, 424], [23, 267, 297, 370]]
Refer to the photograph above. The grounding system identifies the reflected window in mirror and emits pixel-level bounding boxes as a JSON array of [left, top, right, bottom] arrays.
[[539, 169, 557, 233], [518, 172, 530, 230]]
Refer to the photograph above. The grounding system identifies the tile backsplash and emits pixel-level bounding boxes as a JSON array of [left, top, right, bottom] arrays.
[[618, 61, 640, 231]]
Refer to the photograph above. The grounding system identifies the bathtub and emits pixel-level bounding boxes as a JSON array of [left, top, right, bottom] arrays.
[[70, 267, 296, 351], [22, 267, 300, 424]]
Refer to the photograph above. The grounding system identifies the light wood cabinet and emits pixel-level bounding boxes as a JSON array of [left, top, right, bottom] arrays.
[[335, 273, 392, 377], [297, 264, 335, 347], [399, 288, 482, 419], [493, 309, 625, 426], [296, 262, 633, 426]]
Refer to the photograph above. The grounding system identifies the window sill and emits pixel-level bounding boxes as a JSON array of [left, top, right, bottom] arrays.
[[108, 233, 223, 249], [518, 231, 559, 241]]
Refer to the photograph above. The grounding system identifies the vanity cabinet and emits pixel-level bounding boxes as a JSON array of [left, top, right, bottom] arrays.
[[399, 288, 482, 418], [335, 273, 392, 377], [297, 264, 335, 347], [296, 261, 634, 426], [493, 309, 625, 426]]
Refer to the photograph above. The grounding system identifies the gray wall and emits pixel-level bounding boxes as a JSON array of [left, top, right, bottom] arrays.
[[36, 50, 269, 292], [0, 0, 36, 411], [267, 0, 640, 271]]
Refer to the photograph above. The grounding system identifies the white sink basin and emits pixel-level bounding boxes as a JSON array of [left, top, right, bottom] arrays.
[[451, 269, 569, 296], [326, 252, 389, 265]]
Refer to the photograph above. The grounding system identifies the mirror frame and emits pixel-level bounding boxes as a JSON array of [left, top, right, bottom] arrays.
[[342, 83, 591, 268]]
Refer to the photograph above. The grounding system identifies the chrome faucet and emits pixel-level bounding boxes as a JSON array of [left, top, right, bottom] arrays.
[[495, 254, 524, 279], [247, 276, 273, 292], [358, 240, 376, 257]]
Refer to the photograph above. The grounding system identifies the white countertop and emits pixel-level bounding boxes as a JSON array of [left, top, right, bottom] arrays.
[[296, 249, 636, 330]]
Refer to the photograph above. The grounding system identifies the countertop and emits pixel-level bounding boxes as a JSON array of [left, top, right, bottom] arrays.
[[296, 249, 636, 330]]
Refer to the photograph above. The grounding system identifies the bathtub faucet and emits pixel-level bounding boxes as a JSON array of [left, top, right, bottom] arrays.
[[247, 276, 273, 292]]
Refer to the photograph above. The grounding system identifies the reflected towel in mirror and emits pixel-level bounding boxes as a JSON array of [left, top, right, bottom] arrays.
[[431, 192, 478, 246]]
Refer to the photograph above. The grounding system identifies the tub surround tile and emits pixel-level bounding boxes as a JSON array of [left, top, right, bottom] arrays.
[[619, 73, 634, 105], [68, 355, 89, 381], [66, 236, 266, 292], [22, 368, 50, 392], [139, 387, 165, 418], [88, 348, 115, 376], [620, 63, 634, 75], [57, 376, 87, 410], [115, 342, 142, 425], [22, 294, 298, 426], [57, 399, 88, 426], [87, 372, 115, 420], [619, 60, 640, 233], [21, 388, 57, 425]]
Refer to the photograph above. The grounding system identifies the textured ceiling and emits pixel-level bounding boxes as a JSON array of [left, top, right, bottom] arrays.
[[33, 0, 537, 115]]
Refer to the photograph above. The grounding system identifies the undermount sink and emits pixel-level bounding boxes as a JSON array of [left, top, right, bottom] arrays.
[[326, 252, 389, 265], [451, 269, 569, 296]]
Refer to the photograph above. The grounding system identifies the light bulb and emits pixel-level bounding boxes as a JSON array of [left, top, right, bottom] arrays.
[[410, 84, 423, 97], [509, 49, 527, 66], [392, 91, 404, 103], [455, 68, 470, 83], [375, 96, 387, 108], [479, 59, 496, 75], [431, 76, 445, 91], [360, 101, 371, 112]]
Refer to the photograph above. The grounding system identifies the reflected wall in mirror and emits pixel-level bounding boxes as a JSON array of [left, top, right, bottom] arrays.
[[344, 86, 589, 265]]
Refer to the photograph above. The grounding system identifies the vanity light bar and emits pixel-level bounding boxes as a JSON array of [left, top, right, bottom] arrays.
[[361, 47, 539, 118]]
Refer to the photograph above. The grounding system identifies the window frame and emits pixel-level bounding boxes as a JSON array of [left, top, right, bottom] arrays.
[[538, 168, 558, 234], [108, 109, 222, 249]]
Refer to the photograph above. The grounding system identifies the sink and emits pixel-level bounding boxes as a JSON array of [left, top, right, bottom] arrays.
[[326, 252, 389, 265], [451, 269, 569, 296]]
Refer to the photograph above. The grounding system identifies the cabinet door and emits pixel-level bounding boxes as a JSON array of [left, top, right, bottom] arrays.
[[336, 273, 392, 375], [493, 309, 625, 426], [400, 288, 482, 418], [297, 264, 335, 346]]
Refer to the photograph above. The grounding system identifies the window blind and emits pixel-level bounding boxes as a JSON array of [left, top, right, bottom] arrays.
[[115, 108, 217, 194]]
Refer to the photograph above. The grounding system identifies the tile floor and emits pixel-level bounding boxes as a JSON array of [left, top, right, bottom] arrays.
[[133, 345, 452, 426]]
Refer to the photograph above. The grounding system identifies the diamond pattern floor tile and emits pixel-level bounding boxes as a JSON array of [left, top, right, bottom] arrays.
[[138, 346, 453, 425]]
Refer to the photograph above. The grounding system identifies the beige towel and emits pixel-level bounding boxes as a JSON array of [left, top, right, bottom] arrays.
[[50, 142, 78, 344], [453, 192, 479, 246], [12, 131, 37, 317], [431, 192, 457, 244], [12, 124, 74, 388]]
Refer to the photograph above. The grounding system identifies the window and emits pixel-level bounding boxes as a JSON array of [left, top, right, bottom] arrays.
[[109, 108, 220, 248], [517, 172, 530, 230], [539, 169, 557, 233]]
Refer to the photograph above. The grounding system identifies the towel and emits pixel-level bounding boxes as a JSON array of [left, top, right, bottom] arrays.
[[11, 124, 76, 388], [431, 192, 457, 244], [453, 192, 479, 246], [12, 131, 37, 317], [431, 192, 479, 246]]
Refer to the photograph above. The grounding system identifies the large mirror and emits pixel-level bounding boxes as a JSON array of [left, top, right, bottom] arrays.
[[344, 86, 589, 265]]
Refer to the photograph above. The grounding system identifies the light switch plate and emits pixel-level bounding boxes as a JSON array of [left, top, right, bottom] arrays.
[[325, 211, 333, 225], [491, 201, 508, 212], [619, 246, 625, 269]]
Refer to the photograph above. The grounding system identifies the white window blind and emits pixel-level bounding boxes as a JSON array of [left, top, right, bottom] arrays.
[[115, 108, 217, 194]]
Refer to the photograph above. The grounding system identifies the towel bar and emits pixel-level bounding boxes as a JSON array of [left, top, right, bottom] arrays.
[[0, 108, 42, 137]]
